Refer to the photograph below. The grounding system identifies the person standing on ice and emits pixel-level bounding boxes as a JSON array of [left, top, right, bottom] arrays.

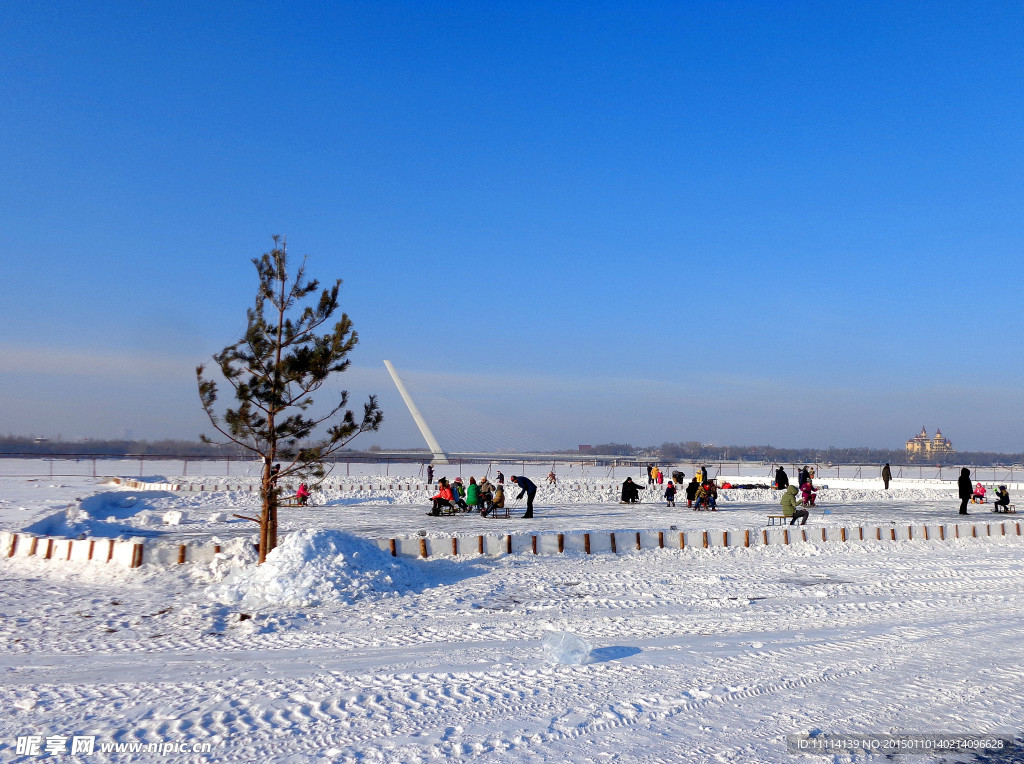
[[957, 467, 972, 515], [510, 475, 537, 519], [685, 477, 699, 507], [664, 481, 676, 507], [426, 464, 433, 485], [775, 466, 789, 490], [882, 463, 891, 490]]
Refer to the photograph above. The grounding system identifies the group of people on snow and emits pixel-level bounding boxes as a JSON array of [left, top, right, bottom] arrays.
[[957, 468, 1011, 514], [419, 462, 1009, 522], [428, 472, 537, 519]]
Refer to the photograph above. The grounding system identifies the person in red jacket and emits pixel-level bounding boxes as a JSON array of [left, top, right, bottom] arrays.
[[428, 478, 455, 516], [295, 483, 311, 506]]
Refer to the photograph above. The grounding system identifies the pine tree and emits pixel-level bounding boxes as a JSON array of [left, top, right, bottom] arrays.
[[197, 236, 382, 563]]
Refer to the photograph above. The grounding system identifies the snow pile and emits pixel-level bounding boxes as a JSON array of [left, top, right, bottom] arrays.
[[206, 529, 428, 608]]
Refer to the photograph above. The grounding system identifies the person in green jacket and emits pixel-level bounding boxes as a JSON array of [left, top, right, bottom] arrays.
[[466, 477, 480, 512], [781, 484, 808, 525]]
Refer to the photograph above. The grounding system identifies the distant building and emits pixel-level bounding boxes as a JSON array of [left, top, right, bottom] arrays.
[[578, 445, 593, 452], [905, 427, 954, 460]]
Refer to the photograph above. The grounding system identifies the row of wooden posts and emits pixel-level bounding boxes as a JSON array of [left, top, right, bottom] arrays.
[[393, 520, 1024, 559], [2, 532, 222, 568], [112, 478, 624, 493], [6, 521, 1021, 570]]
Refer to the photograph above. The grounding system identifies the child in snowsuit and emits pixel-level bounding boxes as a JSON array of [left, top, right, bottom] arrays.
[[295, 483, 311, 506], [800, 482, 817, 507], [664, 482, 676, 507], [452, 478, 469, 510], [972, 483, 987, 503], [994, 485, 1011, 511]]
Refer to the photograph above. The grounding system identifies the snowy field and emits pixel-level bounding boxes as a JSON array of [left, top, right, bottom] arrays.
[[1, 460, 1022, 762]]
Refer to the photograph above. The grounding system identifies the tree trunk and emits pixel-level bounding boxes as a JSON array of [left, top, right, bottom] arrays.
[[259, 459, 278, 564]]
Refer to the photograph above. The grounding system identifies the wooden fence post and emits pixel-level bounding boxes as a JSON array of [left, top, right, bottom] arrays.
[[610, 533, 617, 554], [131, 542, 144, 568], [419, 538, 428, 558], [744, 529, 750, 548], [389, 539, 397, 557], [584, 533, 591, 554]]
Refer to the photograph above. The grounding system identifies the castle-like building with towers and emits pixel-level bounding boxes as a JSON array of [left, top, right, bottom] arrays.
[[905, 427, 955, 459]]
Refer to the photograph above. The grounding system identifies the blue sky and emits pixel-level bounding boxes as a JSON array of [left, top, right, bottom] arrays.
[[2, 1, 1022, 453]]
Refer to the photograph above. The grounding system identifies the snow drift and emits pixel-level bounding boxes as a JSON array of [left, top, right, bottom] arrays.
[[206, 529, 431, 608]]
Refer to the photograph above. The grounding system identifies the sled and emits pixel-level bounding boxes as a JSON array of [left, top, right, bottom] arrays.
[[992, 504, 1016, 514]]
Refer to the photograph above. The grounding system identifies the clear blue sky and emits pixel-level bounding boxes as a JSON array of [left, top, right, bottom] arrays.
[[2, 1, 1022, 453]]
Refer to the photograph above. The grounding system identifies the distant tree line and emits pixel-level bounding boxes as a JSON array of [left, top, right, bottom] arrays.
[[566, 441, 1024, 467], [5, 434, 1022, 467], [0, 435, 239, 458]]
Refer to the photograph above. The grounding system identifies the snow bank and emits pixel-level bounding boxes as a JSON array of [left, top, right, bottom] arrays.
[[206, 529, 430, 608]]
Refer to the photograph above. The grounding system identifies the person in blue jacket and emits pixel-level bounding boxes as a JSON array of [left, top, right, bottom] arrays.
[[510, 475, 537, 519]]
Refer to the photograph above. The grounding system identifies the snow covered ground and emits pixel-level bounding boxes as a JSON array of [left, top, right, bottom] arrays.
[[1, 460, 1022, 762]]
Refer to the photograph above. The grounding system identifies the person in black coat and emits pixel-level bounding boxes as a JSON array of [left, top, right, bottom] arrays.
[[685, 477, 700, 507], [798, 466, 810, 489], [510, 475, 537, 518], [775, 466, 789, 490], [957, 467, 972, 515], [882, 463, 891, 490], [620, 477, 643, 504]]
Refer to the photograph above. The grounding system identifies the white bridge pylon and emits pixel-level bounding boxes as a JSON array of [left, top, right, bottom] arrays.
[[383, 360, 450, 465]]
